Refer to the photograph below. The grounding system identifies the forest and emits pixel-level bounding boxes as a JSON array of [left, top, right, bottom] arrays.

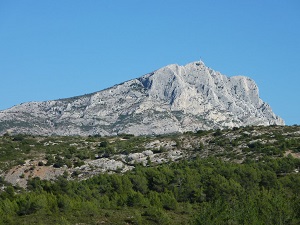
[[0, 125, 300, 224], [1, 156, 300, 224]]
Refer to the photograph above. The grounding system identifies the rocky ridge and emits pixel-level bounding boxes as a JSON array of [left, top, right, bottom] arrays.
[[0, 61, 284, 136]]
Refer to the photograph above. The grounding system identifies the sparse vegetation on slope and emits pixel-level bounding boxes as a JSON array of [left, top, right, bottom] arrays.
[[0, 125, 300, 224]]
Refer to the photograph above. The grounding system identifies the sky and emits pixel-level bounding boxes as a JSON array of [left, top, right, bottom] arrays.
[[0, 0, 299, 125]]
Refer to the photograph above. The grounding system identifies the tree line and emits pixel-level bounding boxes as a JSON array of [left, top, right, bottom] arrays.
[[1, 155, 300, 224]]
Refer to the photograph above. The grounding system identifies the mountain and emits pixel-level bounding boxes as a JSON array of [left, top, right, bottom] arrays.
[[0, 61, 284, 136]]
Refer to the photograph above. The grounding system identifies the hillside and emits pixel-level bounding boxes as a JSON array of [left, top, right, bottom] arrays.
[[1, 125, 299, 187], [0, 125, 300, 224]]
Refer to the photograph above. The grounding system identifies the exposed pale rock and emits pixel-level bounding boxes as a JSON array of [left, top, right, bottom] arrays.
[[128, 153, 145, 161], [85, 158, 124, 171], [0, 61, 284, 136], [142, 150, 154, 156], [167, 150, 183, 161]]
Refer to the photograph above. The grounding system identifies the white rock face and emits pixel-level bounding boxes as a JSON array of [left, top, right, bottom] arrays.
[[0, 61, 284, 136]]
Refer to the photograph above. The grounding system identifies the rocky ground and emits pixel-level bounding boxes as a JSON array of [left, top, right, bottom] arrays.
[[1, 125, 299, 189]]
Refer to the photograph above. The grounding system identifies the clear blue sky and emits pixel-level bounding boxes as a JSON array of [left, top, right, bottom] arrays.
[[0, 0, 299, 125]]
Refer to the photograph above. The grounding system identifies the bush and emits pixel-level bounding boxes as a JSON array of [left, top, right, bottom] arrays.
[[99, 141, 108, 148], [143, 206, 170, 225]]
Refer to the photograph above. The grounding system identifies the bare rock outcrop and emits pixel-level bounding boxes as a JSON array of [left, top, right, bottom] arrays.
[[0, 61, 284, 136]]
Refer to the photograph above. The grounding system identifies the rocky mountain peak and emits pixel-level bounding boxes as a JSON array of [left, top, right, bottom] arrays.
[[0, 60, 284, 136]]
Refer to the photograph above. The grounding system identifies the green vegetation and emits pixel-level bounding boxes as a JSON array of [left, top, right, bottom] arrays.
[[0, 125, 300, 224], [1, 157, 300, 224], [1, 125, 300, 172]]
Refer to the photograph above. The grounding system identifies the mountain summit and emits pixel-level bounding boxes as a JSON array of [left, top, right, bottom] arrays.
[[0, 61, 284, 136]]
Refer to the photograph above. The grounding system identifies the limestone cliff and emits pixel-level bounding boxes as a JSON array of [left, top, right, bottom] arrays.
[[0, 61, 284, 136]]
